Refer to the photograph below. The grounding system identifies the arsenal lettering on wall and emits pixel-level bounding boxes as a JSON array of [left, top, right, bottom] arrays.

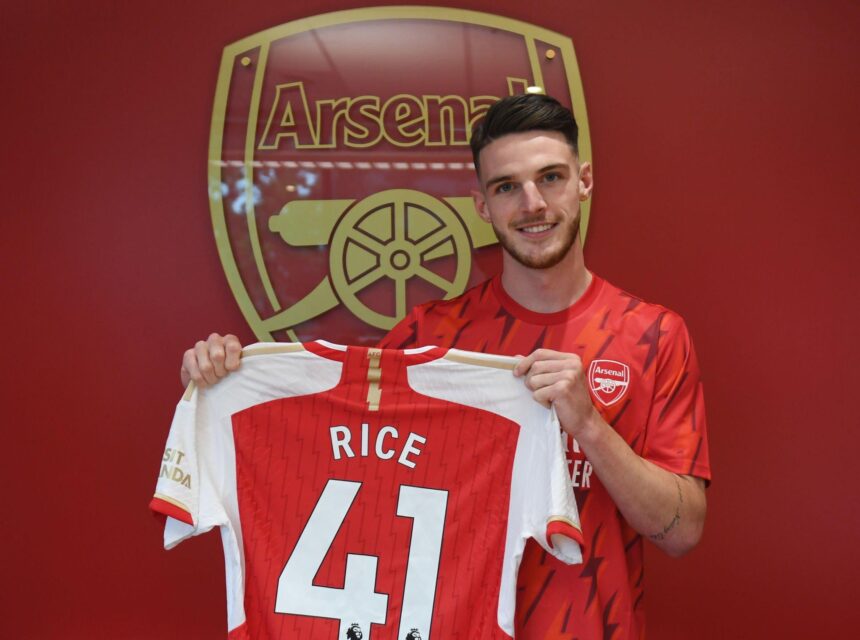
[[208, 7, 592, 345]]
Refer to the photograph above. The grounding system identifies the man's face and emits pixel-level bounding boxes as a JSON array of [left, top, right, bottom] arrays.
[[473, 131, 592, 270]]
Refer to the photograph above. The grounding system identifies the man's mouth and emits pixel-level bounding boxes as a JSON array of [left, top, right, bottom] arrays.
[[517, 222, 556, 234]]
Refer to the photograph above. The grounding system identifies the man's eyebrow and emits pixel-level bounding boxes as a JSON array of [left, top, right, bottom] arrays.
[[537, 163, 570, 174], [484, 174, 512, 190]]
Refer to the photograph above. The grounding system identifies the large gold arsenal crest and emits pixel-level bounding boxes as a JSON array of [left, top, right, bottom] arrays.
[[208, 7, 591, 344]]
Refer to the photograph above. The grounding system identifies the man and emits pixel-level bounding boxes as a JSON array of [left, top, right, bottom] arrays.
[[181, 94, 710, 638]]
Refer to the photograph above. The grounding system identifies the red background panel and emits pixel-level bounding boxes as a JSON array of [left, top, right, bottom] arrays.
[[2, 1, 858, 638]]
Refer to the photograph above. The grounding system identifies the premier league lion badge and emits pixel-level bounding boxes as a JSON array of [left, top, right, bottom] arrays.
[[208, 7, 592, 344]]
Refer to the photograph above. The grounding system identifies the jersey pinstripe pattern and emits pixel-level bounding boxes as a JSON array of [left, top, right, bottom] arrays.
[[151, 341, 583, 638]]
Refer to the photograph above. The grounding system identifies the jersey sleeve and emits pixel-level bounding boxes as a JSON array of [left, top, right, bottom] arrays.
[[523, 408, 584, 564], [497, 401, 584, 636], [149, 384, 228, 549], [641, 313, 711, 481]]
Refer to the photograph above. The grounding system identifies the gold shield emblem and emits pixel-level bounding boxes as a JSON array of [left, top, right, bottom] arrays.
[[208, 7, 592, 344]]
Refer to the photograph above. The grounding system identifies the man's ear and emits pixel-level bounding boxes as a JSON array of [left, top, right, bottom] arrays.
[[578, 161, 594, 201], [471, 188, 491, 222]]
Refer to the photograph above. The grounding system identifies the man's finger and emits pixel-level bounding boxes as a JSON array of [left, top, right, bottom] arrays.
[[513, 351, 542, 376], [525, 358, 579, 377], [513, 348, 571, 376], [224, 334, 242, 371], [530, 385, 554, 408], [525, 370, 570, 392], [194, 340, 218, 386], [532, 379, 573, 407], [210, 340, 228, 378], [180, 349, 198, 388]]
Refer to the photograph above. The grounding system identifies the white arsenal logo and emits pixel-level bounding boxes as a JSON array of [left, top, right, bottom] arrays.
[[588, 359, 630, 406]]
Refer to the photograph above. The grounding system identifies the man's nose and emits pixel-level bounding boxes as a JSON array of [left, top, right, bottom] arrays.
[[521, 181, 547, 213]]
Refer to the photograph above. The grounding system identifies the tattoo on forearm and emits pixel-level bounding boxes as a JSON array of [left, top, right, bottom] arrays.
[[650, 475, 683, 541]]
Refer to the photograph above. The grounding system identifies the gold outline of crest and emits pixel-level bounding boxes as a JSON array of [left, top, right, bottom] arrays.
[[208, 6, 592, 341]]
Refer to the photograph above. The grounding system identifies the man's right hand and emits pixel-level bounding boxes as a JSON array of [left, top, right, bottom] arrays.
[[180, 333, 243, 388]]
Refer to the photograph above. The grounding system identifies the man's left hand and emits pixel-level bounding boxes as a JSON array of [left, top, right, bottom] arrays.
[[513, 349, 600, 439]]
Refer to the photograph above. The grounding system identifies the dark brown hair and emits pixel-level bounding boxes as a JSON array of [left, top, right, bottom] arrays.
[[470, 94, 579, 174]]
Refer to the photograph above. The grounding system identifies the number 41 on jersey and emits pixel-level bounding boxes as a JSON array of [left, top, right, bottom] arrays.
[[276, 479, 448, 639]]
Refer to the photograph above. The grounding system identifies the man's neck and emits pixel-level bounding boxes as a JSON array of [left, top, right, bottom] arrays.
[[499, 243, 592, 314]]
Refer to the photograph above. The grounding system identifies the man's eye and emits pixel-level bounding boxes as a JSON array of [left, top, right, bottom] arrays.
[[543, 172, 561, 183], [496, 183, 514, 194]]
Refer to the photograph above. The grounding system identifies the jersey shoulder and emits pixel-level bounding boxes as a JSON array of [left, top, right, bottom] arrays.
[[596, 278, 691, 338]]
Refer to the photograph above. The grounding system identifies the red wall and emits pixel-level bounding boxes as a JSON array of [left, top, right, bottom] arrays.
[[3, 1, 858, 637]]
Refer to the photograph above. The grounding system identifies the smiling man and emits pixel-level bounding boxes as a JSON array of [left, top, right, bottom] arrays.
[[380, 94, 711, 638], [181, 94, 711, 639]]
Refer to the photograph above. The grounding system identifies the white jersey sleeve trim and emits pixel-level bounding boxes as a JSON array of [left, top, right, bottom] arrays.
[[151, 344, 344, 632]]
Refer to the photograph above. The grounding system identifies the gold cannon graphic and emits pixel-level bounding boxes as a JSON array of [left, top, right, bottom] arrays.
[[264, 189, 498, 332]]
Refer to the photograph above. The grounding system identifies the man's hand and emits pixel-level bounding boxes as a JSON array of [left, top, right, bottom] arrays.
[[180, 333, 242, 388], [513, 349, 600, 439], [515, 348, 707, 557]]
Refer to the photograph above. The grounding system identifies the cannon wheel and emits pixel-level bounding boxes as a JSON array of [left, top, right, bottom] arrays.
[[329, 189, 471, 330]]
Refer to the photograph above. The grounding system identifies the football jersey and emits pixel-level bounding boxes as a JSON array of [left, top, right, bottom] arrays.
[[380, 274, 711, 640], [150, 341, 583, 639]]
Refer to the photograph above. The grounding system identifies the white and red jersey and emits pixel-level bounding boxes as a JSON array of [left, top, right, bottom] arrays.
[[151, 341, 582, 639]]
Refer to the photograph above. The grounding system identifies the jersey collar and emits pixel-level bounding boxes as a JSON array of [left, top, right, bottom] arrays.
[[490, 272, 604, 326]]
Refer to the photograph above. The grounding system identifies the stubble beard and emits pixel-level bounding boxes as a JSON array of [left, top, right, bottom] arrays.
[[494, 211, 581, 270]]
